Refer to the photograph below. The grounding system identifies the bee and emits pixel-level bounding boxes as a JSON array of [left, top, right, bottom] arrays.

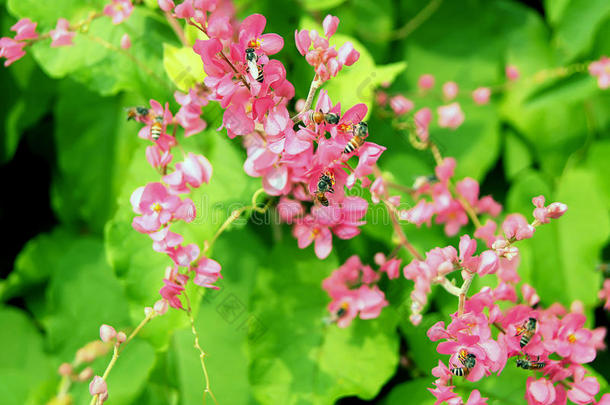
[[309, 110, 340, 125], [313, 170, 335, 207], [150, 116, 164, 141], [516, 317, 537, 348], [450, 349, 476, 377], [343, 121, 369, 154], [516, 355, 545, 370], [245, 48, 264, 83], [126, 106, 150, 121], [412, 175, 437, 190]]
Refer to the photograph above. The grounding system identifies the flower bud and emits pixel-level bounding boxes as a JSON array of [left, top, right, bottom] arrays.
[[99, 324, 117, 343], [78, 367, 93, 381], [89, 376, 107, 396], [153, 299, 169, 315], [472, 87, 491, 105], [442, 81, 459, 100], [58, 363, 72, 377], [418, 74, 435, 90], [116, 332, 127, 344]]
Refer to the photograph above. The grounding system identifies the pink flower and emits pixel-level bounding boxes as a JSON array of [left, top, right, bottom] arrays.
[[414, 107, 432, 142], [525, 377, 556, 405], [158, 0, 175, 11], [466, 390, 488, 405], [11, 18, 38, 41], [174, 0, 195, 18], [389, 95, 414, 115], [167, 243, 200, 267], [277, 197, 303, 223], [477, 250, 499, 276], [532, 195, 568, 223], [104, 0, 134, 24], [50, 19, 75, 47], [588, 56, 610, 89], [130, 182, 182, 233], [149, 227, 183, 253], [567, 367, 600, 404], [375, 252, 402, 279], [193, 258, 222, 289], [323, 14, 340, 38], [120, 33, 131, 49], [160, 270, 187, 309], [418, 74, 435, 90], [437, 102, 465, 129], [89, 376, 108, 397], [502, 213, 534, 241], [552, 313, 597, 363], [442, 81, 459, 100], [239, 14, 284, 55], [472, 87, 491, 105], [599, 279, 610, 310], [506, 65, 520, 81], [99, 325, 117, 342], [145, 145, 172, 169], [0, 37, 26, 66], [522, 284, 540, 306], [293, 213, 333, 259]]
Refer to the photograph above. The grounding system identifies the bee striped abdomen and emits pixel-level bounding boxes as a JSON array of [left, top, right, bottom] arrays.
[[256, 70, 264, 83], [520, 335, 530, 348], [450, 367, 465, 377], [151, 121, 163, 140], [343, 136, 364, 154]]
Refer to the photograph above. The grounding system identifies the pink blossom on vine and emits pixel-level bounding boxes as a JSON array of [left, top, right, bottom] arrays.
[[599, 279, 610, 310], [89, 376, 108, 400], [437, 102, 465, 129], [567, 365, 600, 404], [466, 390, 488, 405], [163, 152, 213, 193], [472, 87, 491, 105], [131, 182, 183, 233], [160, 268, 187, 309], [389, 95, 414, 115], [588, 56, 610, 89], [175, 89, 208, 136], [150, 227, 183, 253], [442, 81, 459, 100], [418, 74, 435, 90], [521, 284, 540, 306], [167, 243, 200, 267], [375, 252, 402, 279], [158, 0, 175, 11], [294, 15, 359, 81], [50, 19, 75, 47], [104, 0, 134, 25], [525, 377, 560, 405], [506, 65, 520, 81], [277, 197, 304, 223], [145, 145, 172, 169], [11, 18, 38, 41], [99, 325, 117, 343], [239, 14, 284, 56], [548, 313, 597, 364], [193, 258, 222, 289], [0, 37, 26, 66], [120, 33, 131, 49], [532, 195, 568, 223], [502, 213, 535, 241]]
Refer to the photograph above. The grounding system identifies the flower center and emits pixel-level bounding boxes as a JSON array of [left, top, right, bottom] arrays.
[[248, 38, 263, 49], [338, 123, 352, 133], [151, 202, 162, 213], [310, 227, 320, 239], [568, 333, 577, 343]]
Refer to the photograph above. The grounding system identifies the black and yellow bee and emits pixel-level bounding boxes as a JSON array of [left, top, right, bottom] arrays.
[[516, 317, 537, 348], [450, 349, 476, 377], [126, 106, 150, 121], [150, 116, 164, 141], [343, 121, 368, 154], [245, 48, 264, 83], [313, 170, 335, 207], [516, 356, 545, 370], [309, 110, 340, 125]]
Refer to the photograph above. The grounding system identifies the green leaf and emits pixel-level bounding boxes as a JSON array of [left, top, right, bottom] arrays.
[[507, 168, 608, 308], [545, 0, 610, 60], [503, 129, 533, 181], [380, 378, 436, 405], [8, 2, 176, 98], [1, 227, 78, 302], [0, 307, 54, 405], [301, 0, 347, 12], [170, 228, 264, 404], [248, 242, 399, 404], [163, 44, 206, 92], [52, 80, 140, 233], [585, 140, 610, 210], [44, 237, 132, 359]]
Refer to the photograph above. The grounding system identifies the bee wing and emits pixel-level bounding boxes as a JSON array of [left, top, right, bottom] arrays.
[[247, 60, 260, 80]]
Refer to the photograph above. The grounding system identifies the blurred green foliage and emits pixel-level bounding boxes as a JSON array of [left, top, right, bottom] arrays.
[[1, 0, 610, 403]]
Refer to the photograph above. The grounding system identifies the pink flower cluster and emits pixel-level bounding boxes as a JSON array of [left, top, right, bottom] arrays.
[[295, 15, 359, 81], [589, 56, 610, 90], [322, 255, 398, 327], [398, 157, 502, 236], [428, 288, 607, 405], [129, 98, 220, 309], [0, 18, 37, 66]]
